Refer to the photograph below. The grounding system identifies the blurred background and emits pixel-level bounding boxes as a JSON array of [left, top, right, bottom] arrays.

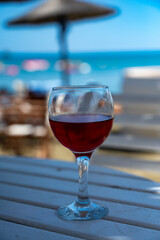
[[0, 0, 160, 181]]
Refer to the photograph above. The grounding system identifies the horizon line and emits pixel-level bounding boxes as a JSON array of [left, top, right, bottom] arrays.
[[1, 49, 160, 55]]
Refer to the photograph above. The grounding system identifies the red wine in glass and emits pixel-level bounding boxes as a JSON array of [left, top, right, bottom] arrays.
[[49, 113, 113, 158], [48, 85, 114, 220]]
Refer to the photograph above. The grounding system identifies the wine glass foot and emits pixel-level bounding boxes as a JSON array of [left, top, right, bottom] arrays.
[[57, 201, 109, 220]]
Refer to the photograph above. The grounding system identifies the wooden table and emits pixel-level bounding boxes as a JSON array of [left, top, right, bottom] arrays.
[[0, 155, 160, 240]]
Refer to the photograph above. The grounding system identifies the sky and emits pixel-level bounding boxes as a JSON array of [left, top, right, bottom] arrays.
[[0, 0, 160, 53]]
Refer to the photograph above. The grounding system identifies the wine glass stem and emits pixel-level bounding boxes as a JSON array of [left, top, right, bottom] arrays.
[[76, 156, 90, 205]]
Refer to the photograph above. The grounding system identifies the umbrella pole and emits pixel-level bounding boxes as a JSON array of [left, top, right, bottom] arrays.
[[59, 18, 70, 85]]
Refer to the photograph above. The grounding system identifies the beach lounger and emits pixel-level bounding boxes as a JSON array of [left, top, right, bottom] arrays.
[[113, 94, 160, 115], [123, 66, 160, 96], [114, 113, 160, 137], [101, 134, 160, 153]]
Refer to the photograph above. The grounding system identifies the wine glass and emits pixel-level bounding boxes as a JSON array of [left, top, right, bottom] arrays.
[[48, 85, 114, 220]]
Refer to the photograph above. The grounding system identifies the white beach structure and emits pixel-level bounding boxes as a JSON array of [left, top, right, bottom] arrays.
[[123, 66, 160, 96], [101, 66, 160, 154]]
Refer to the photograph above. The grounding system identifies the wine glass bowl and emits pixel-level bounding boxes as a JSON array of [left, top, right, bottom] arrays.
[[48, 85, 114, 220]]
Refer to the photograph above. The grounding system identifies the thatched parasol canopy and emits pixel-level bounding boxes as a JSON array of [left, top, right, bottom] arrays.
[[8, 0, 116, 25], [8, 0, 118, 84]]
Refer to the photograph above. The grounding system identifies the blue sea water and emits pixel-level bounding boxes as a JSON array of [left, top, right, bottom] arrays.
[[0, 51, 160, 95]]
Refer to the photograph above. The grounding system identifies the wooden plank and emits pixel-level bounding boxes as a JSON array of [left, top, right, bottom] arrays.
[[0, 199, 160, 240], [113, 94, 160, 115], [0, 155, 148, 180], [114, 113, 160, 137], [115, 114, 160, 128], [113, 93, 160, 103], [0, 171, 160, 210], [122, 103, 160, 115], [1, 183, 160, 231], [0, 160, 159, 193], [0, 220, 83, 240], [102, 135, 160, 152]]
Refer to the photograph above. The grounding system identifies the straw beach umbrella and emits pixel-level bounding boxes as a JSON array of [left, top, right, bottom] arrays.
[[0, 0, 31, 2], [8, 0, 117, 84]]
